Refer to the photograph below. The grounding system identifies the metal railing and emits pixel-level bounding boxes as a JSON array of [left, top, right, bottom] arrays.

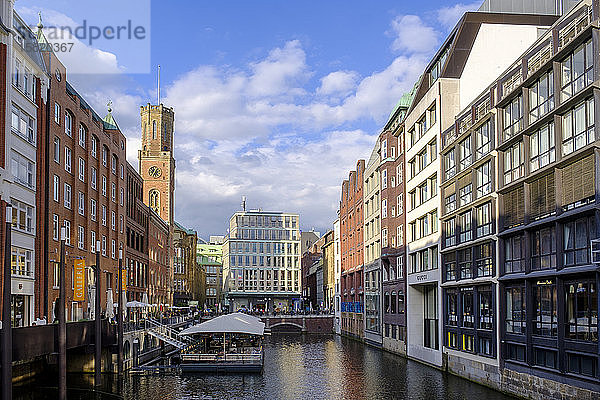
[[144, 318, 194, 348]]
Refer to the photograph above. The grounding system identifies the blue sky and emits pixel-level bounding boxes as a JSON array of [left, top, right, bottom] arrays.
[[18, 0, 483, 239]]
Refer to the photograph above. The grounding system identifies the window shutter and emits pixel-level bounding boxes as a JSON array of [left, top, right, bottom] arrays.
[[504, 185, 524, 229], [562, 154, 595, 207], [459, 172, 472, 188], [530, 173, 555, 219]]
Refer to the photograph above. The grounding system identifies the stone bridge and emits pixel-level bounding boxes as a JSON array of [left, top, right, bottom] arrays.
[[261, 315, 333, 333]]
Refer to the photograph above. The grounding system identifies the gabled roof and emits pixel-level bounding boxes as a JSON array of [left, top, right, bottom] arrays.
[[408, 11, 558, 113]]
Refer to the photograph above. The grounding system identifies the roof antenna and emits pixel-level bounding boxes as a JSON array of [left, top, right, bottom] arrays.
[[241, 196, 246, 212], [157, 64, 161, 105]]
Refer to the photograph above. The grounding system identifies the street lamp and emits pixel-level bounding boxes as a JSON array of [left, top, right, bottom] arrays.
[[93, 240, 101, 387], [117, 246, 124, 377]]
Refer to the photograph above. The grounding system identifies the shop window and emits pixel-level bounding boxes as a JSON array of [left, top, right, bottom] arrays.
[[565, 281, 598, 342], [531, 226, 556, 271], [533, 280, 557, 337], [506, 286, 526, 334]]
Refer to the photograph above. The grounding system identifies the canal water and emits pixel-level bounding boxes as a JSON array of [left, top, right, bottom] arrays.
[[15, 334, 515, 400]]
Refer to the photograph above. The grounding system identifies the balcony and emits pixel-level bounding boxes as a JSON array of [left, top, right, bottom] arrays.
[[558, 4, 593, 51]]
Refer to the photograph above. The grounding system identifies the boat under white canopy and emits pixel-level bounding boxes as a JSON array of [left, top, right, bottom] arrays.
[[180, 313, 265, 336]]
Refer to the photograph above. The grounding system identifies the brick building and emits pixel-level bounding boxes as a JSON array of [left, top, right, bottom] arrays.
[[148, 210, 170, 306], [173, 221, 198, 306], [340, 160, 365, 338], [40, 31, 127, 321], [381, 91, 412, 355], [125, 163, 149, 302]]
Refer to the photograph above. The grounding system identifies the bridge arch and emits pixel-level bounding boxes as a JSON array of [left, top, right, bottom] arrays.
[[269, 322, 303, 332]]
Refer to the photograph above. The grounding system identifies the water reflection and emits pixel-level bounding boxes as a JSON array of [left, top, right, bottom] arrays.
[[15, 335, 514, 400]]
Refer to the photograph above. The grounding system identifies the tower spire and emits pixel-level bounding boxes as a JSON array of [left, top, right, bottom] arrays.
[[157, 64, 161, 105]]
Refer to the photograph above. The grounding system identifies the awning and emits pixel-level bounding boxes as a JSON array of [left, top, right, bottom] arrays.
[[179, 313, 265, 336]]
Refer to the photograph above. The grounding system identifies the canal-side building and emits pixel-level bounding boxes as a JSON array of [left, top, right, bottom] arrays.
[[381, 90, 412, 356], [4, 13, 48, 327], [404, 9, 558, 368], [148, 209, 170, 306], [491, 2, 600, 396], [173, 221, 198, 306], [39, 26, 128, 322], [340, 160, 365, 338], [333, 217, 341, 334], [363, 144, 382, 346], [197, 237, 223, 309], [125, 162, 149, 303], [440, 89, 499, 379], [322, 229, 335, 312], [222, 210, 301, 312]]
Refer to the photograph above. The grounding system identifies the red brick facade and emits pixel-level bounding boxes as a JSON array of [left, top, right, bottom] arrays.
[[340, 160, 364, 337], [42, 51, 127, 321]]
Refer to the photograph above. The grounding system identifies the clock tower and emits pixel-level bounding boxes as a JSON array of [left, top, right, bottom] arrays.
[[139, 103, 175, 225]]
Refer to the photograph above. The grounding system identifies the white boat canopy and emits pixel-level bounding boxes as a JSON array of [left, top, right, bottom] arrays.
[[179, 313, 265, 336]]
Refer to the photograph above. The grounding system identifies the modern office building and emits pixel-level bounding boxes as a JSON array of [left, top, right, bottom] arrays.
[[381, 90, 413, 355], [404, 9, 557, 368], [197, 237, 224, 309], [363, 145, 382, 345], [222, 210, 301, 312], [340, 160, 365, 338]]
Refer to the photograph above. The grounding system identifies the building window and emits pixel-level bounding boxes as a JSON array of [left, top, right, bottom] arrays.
[[111, 183, 116, 202], [529, 70, 554, 123], [90, 199, 97, 221], [91, 136, 97, 158], [11, 105, 36, 144], [445, 193, 456, 214], [78, 226, 84, 249], [53, 214, 59, 241], [562, 97, 594, 155], [459, 136, 472, 170], [475, 119, 491, 159], [11, 247, 32, 277], [534, 347, 557, 369], [102, 236, 107, 256], [381, 199, 387, 218], [64, 146, 71, 173], [102, 176, 107, 197], [479, 288, 493, 330], [561, 155, 595, 210], [381, 139, 387, 160], [531, 226, 556, 271], [381, 169, 387, 189], [565, 280, 597, 342], [461, 288, 474, 328], [78, 158, 85, 182], [397, 193, 403, 214], [63, 220, 71, 245], [504, 235, 525, 274], [397, 164, 403, 184], [447, 289, 458, 325], [560, 39, 593, 101], [382, 228, 388, 248], [530, 122, 555, 172], [476, 202, 491, 238], [149, 189, 160, 212], [11, 152, 34, 188], [444, 151, 456, 180], [476, 161, 491, 197], [102, 205, 107, 226], [533, 280, 558, 337], [506, 343, 526, 362], [63, 183, 71, 209], [102, 146, 108, 167], [458, 248, 472, 279], [64, 112, 72, 136], [91, 167, 97, 190], [111, 211, 116, 231], [78, 124, 86, 147], [563, 216, 595, 267], [10, 199, 33, 233], [459, 183, 472, 207], [503, 95, 522, 140], [503, 141, 524, 184], [78, 192, 84, 215], [506, 285, 526, 334], [445, 218, 456, 248], [53, 137, 60, 163], [458, 211, 471, 243], [53, 175, 59, 202], [54, 102, 60, 124], [475, 242, 492, 277]]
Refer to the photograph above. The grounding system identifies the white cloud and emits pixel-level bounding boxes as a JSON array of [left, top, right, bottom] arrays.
[[390, 15, 439, 54], [437, 2, 483, 30], [317, 70, 359, 98]]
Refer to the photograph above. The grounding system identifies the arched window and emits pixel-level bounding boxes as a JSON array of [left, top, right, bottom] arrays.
[[152, 121, 156, 140], [64, 111, 73, 137], [149, 189, 160, 212]]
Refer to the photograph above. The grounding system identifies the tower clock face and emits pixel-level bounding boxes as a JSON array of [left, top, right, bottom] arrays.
[[148, 166, 162, 178]]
